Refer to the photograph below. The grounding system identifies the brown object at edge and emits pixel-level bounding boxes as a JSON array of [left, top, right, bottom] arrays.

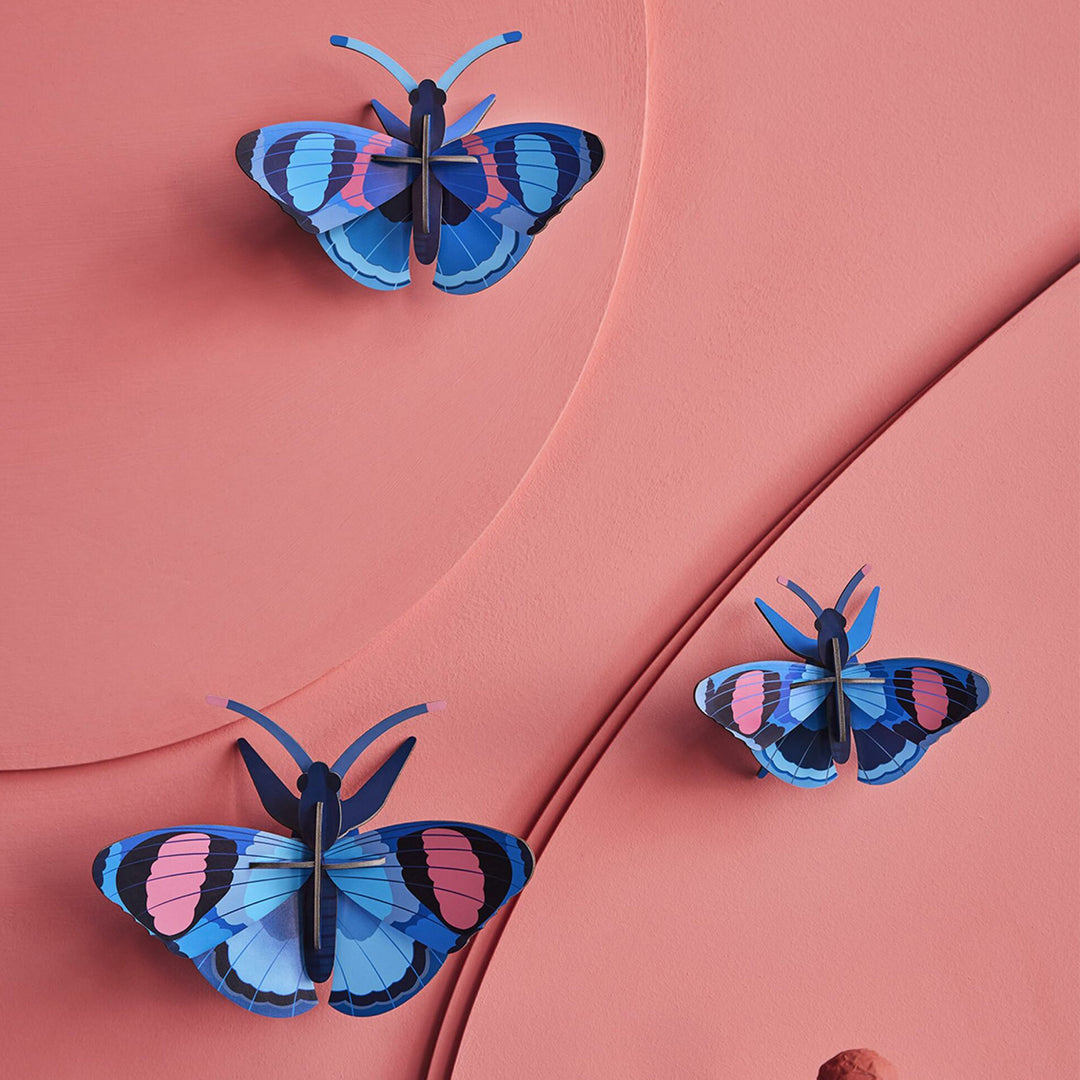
[[818, 1048, 900, 1079]]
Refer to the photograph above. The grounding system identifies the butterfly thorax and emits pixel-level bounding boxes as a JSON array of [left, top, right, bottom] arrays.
[[408, 79, 447, 152], [814, 609, 850, 670], [809, 609, 853, 764]]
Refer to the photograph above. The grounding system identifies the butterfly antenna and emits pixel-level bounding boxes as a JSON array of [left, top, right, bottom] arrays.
[[436, 31, 522, 91], [836, 563, 872, 614], [206, 696, 313, 771], [776, 576, 824, 617], [331, 701, 446, 778], [329, 36, 419, 92]]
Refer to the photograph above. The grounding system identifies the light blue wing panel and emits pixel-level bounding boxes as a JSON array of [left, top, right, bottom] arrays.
[[846, 586, 881, 656], [694, 661, 838, 787], [93, 826, 311, 959], [236, 122, 416, 234], [326, 821, 534, 956], [753, 598, 819, 661], [328, 893, 449, 1016], [192, 893, 316, 1018], [848, 658, 991, 785], [441, 94, 496, 145], [318, 192, 413, 290], [433, 124, 604, 236], [748, 707, 837, 789], [433, 210, 533, 295]]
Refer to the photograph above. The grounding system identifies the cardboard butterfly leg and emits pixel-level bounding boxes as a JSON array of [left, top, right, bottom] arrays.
[[93, 698, 534, 1017], [693, 566, 990, 787], [235, 32, 605, 294]]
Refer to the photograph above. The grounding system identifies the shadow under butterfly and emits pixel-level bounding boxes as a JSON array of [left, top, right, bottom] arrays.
[[92, 698, 533, 1017], [236, 31, 605, 293], [694, 566, 991, 787]]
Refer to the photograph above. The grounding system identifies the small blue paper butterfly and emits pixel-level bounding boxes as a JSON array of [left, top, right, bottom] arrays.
[[93, 698, 533, 1017], [236, 32, 604, 293], [694, 566, 991, 787]]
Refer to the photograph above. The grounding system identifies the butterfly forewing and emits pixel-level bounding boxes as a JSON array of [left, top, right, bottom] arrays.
[[847, 658, 990, 784], [236, 123, 416, 234]]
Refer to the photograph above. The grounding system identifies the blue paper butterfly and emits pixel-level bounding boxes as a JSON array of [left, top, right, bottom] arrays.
[[235, 32, 604, 294], [93, 698, 533, 1017], [694, 566, 991, 787]]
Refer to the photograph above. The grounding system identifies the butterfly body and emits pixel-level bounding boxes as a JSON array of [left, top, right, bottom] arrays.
[[236, 32, 604, 293], [694, 567, 990, 786], [92, 699, 534, 1016]]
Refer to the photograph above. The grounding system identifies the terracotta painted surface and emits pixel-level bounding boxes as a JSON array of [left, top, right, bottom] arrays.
[[1, 0, 644, 767], [1, 1, 1077, 1079], [451, 271, 1080, 1080]]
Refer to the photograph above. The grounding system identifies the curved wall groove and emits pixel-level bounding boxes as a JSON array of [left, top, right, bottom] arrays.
[[1, 0, 1076, 1077], [448, 266, 1079, 1080]]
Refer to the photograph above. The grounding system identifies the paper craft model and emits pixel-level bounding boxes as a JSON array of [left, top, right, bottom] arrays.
[[694, 566, 990, 787], [236, 32, 604, 293], [93, 698, 533, 1016]]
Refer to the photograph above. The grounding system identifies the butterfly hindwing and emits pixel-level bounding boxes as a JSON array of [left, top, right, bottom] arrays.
[[695, 661, 837, 787], [433, 123, 604, 236], [236, 122, 416, 234], [92, 826, 311, 960], [848, 659, 991, 784], [193, 893, 317, 1017], [328, 892, 449, 1016], [433, 191, 533, 294], [318, 188, 414, 290], [323, 821, 532, 1015]]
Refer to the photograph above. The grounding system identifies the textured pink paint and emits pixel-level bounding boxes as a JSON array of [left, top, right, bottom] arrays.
[[145, 834, 212, 937], [451, 271, 1080, 1080], [909, 667, 947, 731], [0, 0, 642, 769], [0, 0, 1076, 1078], [422, 829, 485, 930]]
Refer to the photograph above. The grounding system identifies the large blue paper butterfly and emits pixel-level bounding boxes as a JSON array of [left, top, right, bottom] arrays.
[[93, 698, 533, 1017], [235, 32, 604, 294], [694, 566, 991, 787]]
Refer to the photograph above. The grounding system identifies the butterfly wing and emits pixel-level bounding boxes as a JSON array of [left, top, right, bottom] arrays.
[[433, 191, 533, 294], [236, 123, 416, 234], [329, 892, 450, 1016], [845, 659, 991, 784], [324, 821, 534, 1015], [93, 826, 316, 1016], [317, 188, 414, 290], [192, 892, 316, 1017], [432, 124, 604, 237], [694, 661, 838, 787]]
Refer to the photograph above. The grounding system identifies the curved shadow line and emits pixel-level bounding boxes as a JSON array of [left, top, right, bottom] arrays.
[[2, 18, 652, 778], [420, 9, 655, 1079], [423, 254, 1079, 1079]]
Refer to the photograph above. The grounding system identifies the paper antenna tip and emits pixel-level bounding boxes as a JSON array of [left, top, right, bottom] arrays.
[[205, 695, 228, 708], [329, 34, 348, 46], [776, 577, 789, 587], [505, 31, 523, 42], [427, 700, 448, 712], [860, 563, 872, 574]]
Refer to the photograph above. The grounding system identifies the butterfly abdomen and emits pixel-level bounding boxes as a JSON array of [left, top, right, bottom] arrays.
[[412, 176, 443, 263], [300, 873, 338, 983]]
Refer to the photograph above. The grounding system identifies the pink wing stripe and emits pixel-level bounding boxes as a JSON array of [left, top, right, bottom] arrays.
[[732, 671, 767, 734], [145, 832, 212, 936], [422, 828, 485, 930], [461, 135, 512, 212], [910, 667, 948, 731], [340, 132, 396, 211]]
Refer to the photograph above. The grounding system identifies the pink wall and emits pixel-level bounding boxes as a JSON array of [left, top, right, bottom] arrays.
[[1, 0, 1077, 1077]]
